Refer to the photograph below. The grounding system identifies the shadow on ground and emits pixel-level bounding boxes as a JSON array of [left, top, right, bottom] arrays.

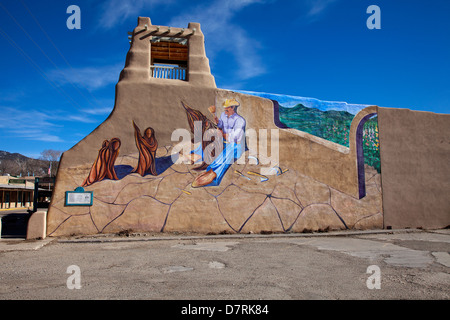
[[1, 213, 29, 239]]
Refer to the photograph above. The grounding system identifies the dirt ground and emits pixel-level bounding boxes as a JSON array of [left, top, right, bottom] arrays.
[[0, 229, 449, 303]]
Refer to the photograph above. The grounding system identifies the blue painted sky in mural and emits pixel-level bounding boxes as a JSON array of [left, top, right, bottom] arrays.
[[0, 0, 449, 158], [235, 90, 368, 115]]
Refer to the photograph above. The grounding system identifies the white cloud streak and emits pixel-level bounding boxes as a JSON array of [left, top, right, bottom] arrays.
[[97, 0, 172, 30], [0, 106, 65, 142], [0, 107, 58, 130], [98, 0, 148, 30], [47, 63, 123, 91], [9, 129, 65, 143], [168, 0, 267, 80], [0, 103, 109, 144], [80, 106, 113, 115], [305, 0, 338, 18], [67, 115, 99, 123]]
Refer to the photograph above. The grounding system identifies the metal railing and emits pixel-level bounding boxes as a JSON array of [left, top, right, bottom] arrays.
[[151, 65, 187, 80]]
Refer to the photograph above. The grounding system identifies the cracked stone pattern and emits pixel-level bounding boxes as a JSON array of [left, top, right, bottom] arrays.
[[47, 146, 383, 236]]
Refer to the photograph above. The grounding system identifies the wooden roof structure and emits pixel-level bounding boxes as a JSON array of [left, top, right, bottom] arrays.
[[151, 37, 188, 66]]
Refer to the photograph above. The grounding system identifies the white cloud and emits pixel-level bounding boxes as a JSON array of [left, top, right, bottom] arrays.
[[10, 129, 65, 143], [97, 0, 171, 30], [98, 0, 147, 30], [168, 0, 267, 81], [67, 115, 98, 123], [81, 106, 113, 115], [47, 63, 122, 91], [0, 107, 58, 129], [231, 31, 265, 80], [0, 106, 65, 142], [0, 104, 107, 144], [306, 0, 338, 18]]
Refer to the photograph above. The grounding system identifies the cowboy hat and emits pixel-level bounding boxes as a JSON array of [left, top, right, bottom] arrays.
[[223, 98, 240, 108]]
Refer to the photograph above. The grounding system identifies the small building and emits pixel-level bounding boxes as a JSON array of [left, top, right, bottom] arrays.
[[0, 176, 34, 209]]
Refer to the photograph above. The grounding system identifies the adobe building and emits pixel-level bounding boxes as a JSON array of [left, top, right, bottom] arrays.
[[0, 176, 34, 210], [41, 17, 449, 238]]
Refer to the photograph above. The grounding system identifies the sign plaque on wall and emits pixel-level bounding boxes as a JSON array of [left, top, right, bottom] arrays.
[[65, 187, 93, 206]]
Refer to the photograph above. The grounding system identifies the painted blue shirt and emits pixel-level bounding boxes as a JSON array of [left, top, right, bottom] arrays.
[[217, 112, 246, 143]]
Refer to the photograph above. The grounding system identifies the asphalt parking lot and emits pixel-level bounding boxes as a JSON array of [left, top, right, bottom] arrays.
[[0, 228, 449, 302]]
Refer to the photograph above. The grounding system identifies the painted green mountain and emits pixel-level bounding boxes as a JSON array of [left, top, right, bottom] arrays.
[[278, 104, 380, 172], [279, 104, 354, 146]]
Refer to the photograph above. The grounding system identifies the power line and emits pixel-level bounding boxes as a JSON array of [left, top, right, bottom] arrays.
[[0, 2, 101, 112], [19, 0, 104, 108], [20, 0, 74, 69], [0, 25, 84, 111]]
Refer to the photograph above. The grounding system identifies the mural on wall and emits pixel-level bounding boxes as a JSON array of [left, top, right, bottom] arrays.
[[80, 99, 248, 189], [360, 117, 380, 173], [236, 90, 381, 173], [48, 93, 383, 237], [183, 99, 247, 188]]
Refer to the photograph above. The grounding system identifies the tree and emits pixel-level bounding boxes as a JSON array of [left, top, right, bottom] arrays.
[[0, 160, 15, 176], [40, 149, 63, 177], [14, 158, 26, 175]]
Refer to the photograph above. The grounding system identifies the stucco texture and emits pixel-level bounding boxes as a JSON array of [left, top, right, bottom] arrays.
[[379, 107, 450, 229]]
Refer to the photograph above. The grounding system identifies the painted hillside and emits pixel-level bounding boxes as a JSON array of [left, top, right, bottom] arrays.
[[234, 90, 380, 173]]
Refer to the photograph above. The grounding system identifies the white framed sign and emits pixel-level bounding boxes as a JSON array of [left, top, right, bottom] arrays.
[[65, 187, 93, 206]]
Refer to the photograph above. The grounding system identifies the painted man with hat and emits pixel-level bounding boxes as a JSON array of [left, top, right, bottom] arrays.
[[192, 98, 246, 187]]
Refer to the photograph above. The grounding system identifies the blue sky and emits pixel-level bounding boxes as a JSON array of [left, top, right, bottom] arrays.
[[0, 0, 449, 158]]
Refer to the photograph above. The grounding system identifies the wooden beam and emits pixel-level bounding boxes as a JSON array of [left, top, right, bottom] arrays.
[[152, 53, 188, 61], [151, 40, 188, 62]]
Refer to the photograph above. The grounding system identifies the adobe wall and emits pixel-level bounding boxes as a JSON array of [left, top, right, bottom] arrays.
[[378, 107, 450, 229]]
